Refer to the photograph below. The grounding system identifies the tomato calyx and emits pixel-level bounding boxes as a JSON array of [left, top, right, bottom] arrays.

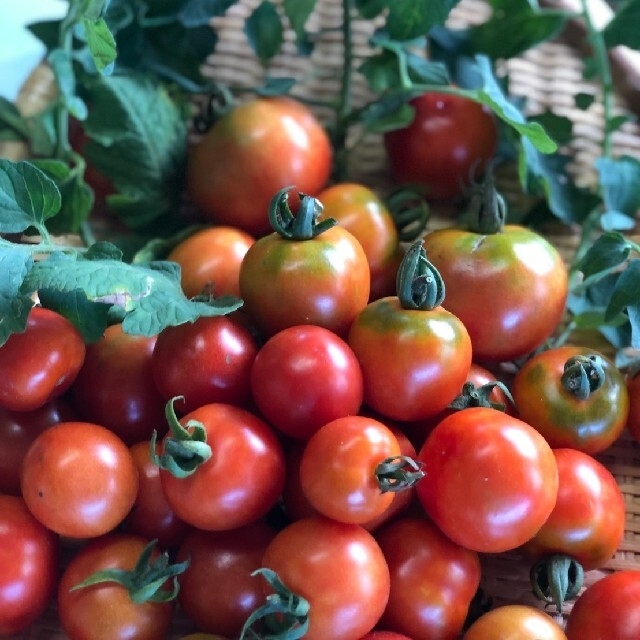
[[150, 396, 212, 478], [239, 568, 310, 640], [269, 187, 337, 240], [529, 553, 584, 615], [70, 538, 190, 604], [561, 354, 606, 399], [465, 170, 507, 235], [449, 380, 514, 412], [376, 455, 425, 493], [193, 83, 236, 133], [385, 186, 430, 242], [396, 240, 446, 310]]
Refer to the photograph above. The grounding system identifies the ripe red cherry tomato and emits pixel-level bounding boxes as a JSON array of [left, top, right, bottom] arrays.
[[0, 306, 85, 412], [186, 97, 332, 237], [383, 91, 498, 201], [250, 325, 363, 440], [21, 421, 139, 538], [0, 495, 59, 636], [463, 604, 567, 640], [416, 406, 559, 553]]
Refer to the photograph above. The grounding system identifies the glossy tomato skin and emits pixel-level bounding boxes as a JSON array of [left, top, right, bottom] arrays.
[[416, 407, 558, 553], [121, 440, 191, 550], [167, 225, 255, 298], [299, 415, 401, 524], [250, 325, 363, 440], [383, 92, 498, 201], [239, 225, 370, 339], [152, 315, 258, 415], [512, 346, 629, 454], [376, 517, 481, 640], [421, 226, 568, 362], [347, 296, 472, 422], [176, 521, 277, 637], [57, 533, 175, 640], [316, 183, 402, 301], [186, 97, 332, 237], [0, 495, 59, 636], [521, 447, 625, 571], [565, 570, 640, 639], [0, 397, 76, 495], [0, 306, 86, 412], [462, 604, 567, 640], [158, 403, 285, 531], [259, 516, 390, 640], [21, 421, 139, 538], [70, 324, 166, 445]]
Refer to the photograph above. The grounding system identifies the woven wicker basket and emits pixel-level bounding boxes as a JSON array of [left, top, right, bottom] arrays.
[[5, 0, 640, 637]]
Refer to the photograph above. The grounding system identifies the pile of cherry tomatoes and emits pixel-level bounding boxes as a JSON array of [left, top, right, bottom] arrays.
[[2, 93, 640, 640]]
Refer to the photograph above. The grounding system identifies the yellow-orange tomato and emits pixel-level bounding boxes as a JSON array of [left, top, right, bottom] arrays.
[[462, 605, 567, 639], [168, 226, 255, 298]]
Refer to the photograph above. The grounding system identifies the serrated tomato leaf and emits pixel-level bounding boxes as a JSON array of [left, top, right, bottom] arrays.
[[386, 0, 461, 42], [605, 259, 640, 321], [0, 245, 35, 346], [577, 232, 631, 280], [82, 17, 117, 73], [245, 1, 284, 65]]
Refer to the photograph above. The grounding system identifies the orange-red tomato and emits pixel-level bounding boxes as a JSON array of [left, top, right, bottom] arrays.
[[462, 604, 567, 639]]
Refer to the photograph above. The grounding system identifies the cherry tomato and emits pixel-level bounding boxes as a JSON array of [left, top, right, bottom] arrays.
[[421, 224, 568, 362], [299, 415, 403, 524], [151, 315, 258, 415], [256, 516, 390, 640], [316, 183, 403, 301], [167, 225, 255, 298], [512, 346, 629, 454], [0, 306, 85, 412], [250, 325, 363, 440], [121, 440, 191, 550], [176, 521, 277, 637], [462, 604, 567, 639], [375, 516, 481, 640], [521, 447, 625, 571], [0, 495, 59, 636], [383, 91, 498, 201], [21, 421, 139, 538], [358, 633, 414, 640], [57, 534, 176, 640], [158, 403, 285, 531], [239, 191, 370, 339], [565, 570, 640, 639], [416, 407, 559, 553], [69, 323, 166, 445], [0, 397, 76, 495], [186, 97, 332, 237]]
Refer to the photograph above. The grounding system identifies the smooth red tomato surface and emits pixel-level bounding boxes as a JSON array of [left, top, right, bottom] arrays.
[[167, 225, 255, 298], [176, 521, 276, 637], [383, 92, 498, 201], [121, 440, 191, 550], [152, 315, 258, 415], [258, 516, 390, 640], [158, 403, 285, 531], [57, 533, 175, 640], [70, 323, 166, 445], [21, 421, 139, 538], [0, 397, 76, 495], [250, 325, 363, 440], [521, 447, 625, 571], [416, 407, 558, 553], [512, 346, 629, 454], [376, 517, 481, 640], [0, 306, 86, 412], [462, 604, 567, 639], [565, 570, 640, 639], [358, 633, 414, 640], [186, 97, 332, 237], [316, 183, 402, 301], [0, 495, 59, 636], [421, 226, 568, 362], [299, 415, 401, 524], [239, 224, 370, 339], [347, 296, 472, 422]]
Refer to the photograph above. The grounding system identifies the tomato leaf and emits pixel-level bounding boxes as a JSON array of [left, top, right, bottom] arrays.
[[386, 0, 461, 42], [355, 0, 387, 19], [529, 110, 573, 146], [283, 0, 317, 45], [600, 210, 637, 232], [81, 17, 117, 73], [605, 259, 640, 321], [0, 245, 35, 346], [0, 160, 61, 235], [596, 156, 640, 218], [576, 232, 631, 280], [603, 0, 640, 50], [0, 98, 31, 142], [245, 1, 284, 65], [178, 0, 239, 27], [48, 49, 88, 121]]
